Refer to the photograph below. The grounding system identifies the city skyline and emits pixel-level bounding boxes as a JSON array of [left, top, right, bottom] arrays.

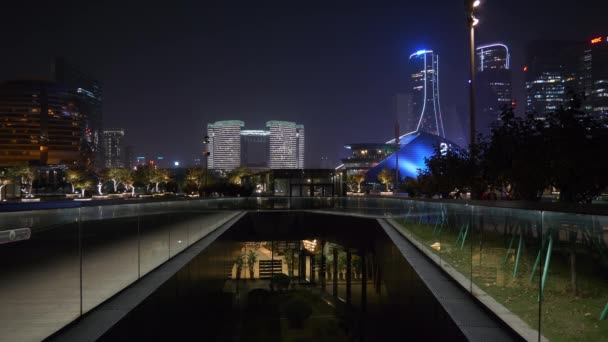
[[0, 1, 605, 168]]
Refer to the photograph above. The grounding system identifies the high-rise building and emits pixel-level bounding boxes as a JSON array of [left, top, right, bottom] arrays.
[[53, 58, 104, 168], [296, 124, 305, 169], [103, 128, 125, 168], [207, 120, 243, 170], [124, 145, 134, 169], [476, 43, 513, 134], [408, 50, 445, 137], [584, 35, 608, 119], [241, 130, 269, 168], [525, 40, 583, 117], [0, 80, 83, 166], [393, 93, 415, 133], [267, 121, 304, 169]]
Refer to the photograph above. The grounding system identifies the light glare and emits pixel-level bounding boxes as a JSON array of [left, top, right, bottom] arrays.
[[473, 0, 480, 7]]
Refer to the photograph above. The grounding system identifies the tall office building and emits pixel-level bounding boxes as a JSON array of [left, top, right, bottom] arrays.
[[103, 128, 125, 168], [525, 40, 583, 117], [207, 120, 243, 170], [584, 35, 608, 119], [266, 121, 304, 169], [0, 80, 83, 166], [393, 93, 416, 134], [296, 124, 305, 169], [476, 43, 513, 133], [408, 50, 445, 137], [53, 58, 104, 168], [241, 130, 269, 168]]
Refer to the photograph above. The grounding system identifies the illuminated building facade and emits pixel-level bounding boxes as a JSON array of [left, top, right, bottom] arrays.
[[476, 43, 512, 133], [0, 80, 83, 166], [296, 124, 305, 169], [365, 131, 457, 183], [340, 143, 396, 175], [408, 50, 445, 137], [584, 35, 608, 119], [103, 128, 125, 168], [53, 58, 103, 168], [267, 121, 304, 169], [525, 40, 583, 117], [241, 130, 269, 168], [207, 120, 244, 170]]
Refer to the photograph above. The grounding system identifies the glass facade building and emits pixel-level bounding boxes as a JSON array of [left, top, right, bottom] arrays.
[[525, 40, 583, 118], [240, 130, 269, 168], [0, 80, 83, 166], [53, 58, 103, 168], [408, 50, 445, 138], [476, 43, 512, 134], [103, 128, 125, 168], [266, 121, 304, 169], [207, 120, 244, 170], [585, 36, 608, 119]]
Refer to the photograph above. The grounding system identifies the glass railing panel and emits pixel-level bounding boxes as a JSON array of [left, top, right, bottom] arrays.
[[0, 208, 80, 342], [139, 210, 171, 276], [540, 211, 608, 342], [471, 205, 542, 335], [80, 205, 139, 313], [167, 211, 191, 257]]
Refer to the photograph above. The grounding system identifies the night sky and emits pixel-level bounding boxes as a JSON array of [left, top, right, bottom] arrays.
[[0, 0, 605, 167]]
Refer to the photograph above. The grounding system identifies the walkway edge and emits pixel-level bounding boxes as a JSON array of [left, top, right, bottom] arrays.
[[47, 211, 246, 342], [383, 218, 547, 342]]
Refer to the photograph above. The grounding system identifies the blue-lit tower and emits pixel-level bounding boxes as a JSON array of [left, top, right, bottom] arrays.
[[476, 43, 512, 134], [409, 50, 445, 138]]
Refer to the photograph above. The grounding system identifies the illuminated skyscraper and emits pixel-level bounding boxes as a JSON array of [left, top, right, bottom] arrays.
[[408, 50, 445, 137], [0, 80, 83, 166], [241, 130, 269, 168], [53, 58, 104, 168], [266, 121, 304, 169], [103, 128, 125, 168], [525, 40, 583, 117], [296, 124, 305, 169], [476, 43, 512, 133], [207, 120, 243, 170], [584, 35, 608, 119]]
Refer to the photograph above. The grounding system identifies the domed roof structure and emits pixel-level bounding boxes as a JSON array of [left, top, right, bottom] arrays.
[[365, 131, 459, 182]]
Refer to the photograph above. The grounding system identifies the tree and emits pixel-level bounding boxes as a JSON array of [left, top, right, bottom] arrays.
[[420, 145, 478, 198], [145, 168, 171, 193], [185, 168, 205, 194], [0, 169, 11, 201], [65, 169, 82, 194], [123, 173, 136, 196], [234, 254, 245, 280], [227, 167, 251, 186], [246, 249, 258, 279], [347, 173, 365, 193], [377, 168, 393, 192], [105, 168, 131, 193], [483, 107, 549, 200], [542, 94, 608, 203], [73, 178, 93, 197], [12, 166, 35, 198]]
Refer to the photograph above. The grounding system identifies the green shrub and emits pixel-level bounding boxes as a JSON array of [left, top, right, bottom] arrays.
[[283, 298, 313, 329], [270, 273, 290, 291]]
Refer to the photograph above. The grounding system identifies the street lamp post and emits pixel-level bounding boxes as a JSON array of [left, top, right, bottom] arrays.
[[466, 0, 480, 155], [203, 135, 210, 197], [466, 0, 480, 199]]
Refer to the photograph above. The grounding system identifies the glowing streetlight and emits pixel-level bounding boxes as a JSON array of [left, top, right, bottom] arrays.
[[466, 0, 481, 195]]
